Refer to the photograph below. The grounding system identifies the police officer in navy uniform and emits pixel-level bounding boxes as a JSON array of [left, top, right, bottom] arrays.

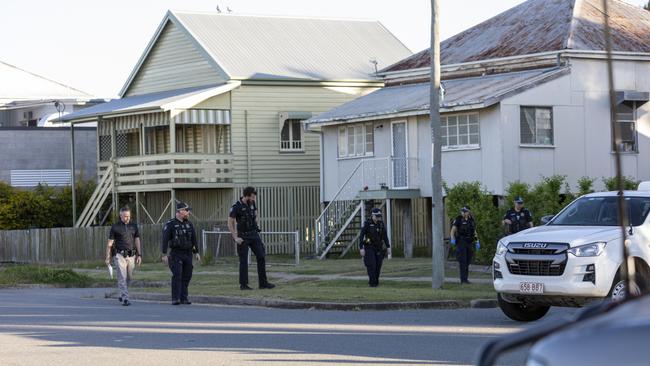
[[359, 208, 391, 287], [161, 202, 201, 305], [228, 186, 275, 290], [503, 196, 534, 235], [450, 206, 479, 284]]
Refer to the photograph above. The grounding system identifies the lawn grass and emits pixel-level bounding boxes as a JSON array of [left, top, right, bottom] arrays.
[[0, 265, 94, 287], [138, 277, 496, 303], [0, 257, 496, 303]]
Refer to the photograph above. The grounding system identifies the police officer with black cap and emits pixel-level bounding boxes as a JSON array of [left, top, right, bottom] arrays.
[[450, 206, 479, 284], [503, 196, 534, 235], [161, 202, 200, 305], [228, 186, 275, 290], [359, 208, 391, 287]]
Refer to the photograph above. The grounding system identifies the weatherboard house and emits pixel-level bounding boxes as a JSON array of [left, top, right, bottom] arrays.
[[57, 10, 411, 247], [306, 0, 650, 257]]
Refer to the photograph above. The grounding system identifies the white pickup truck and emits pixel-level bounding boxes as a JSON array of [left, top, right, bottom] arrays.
[[493, 183, 650, 321]]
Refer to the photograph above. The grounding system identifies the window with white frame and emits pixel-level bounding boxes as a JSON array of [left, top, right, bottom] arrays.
[[441, 113, 479, 149], [520, 106, 553, 145], [338, 123, 374, 158], [280, 119, 303, 151], [613, 101, 638, 153]]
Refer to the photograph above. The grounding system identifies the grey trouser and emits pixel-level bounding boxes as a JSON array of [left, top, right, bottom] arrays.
[[114, 253, 135, 300]]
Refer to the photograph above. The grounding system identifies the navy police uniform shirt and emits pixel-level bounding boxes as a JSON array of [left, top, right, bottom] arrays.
[[452, 215, 476, 240], [504, 208, 533, 233], [109, 221, 140, 252], [229, 198, 259, 234], [359, 220, 390, 250], [161, 218, 197, 254]]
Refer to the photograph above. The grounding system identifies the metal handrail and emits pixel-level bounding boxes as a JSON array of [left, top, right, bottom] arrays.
[[315, 160, 363, 223]]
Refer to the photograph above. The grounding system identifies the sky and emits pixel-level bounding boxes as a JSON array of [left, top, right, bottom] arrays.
[[1, 0, 648, 97]]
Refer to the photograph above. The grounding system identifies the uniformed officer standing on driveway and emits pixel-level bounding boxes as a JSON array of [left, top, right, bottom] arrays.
[[450, 206, 479, 284], [359, 208, 391, 287], [503, 196, 534, 235], [228, 187, 275, 290], [105, 207, 142, 306], [161, 202, 201, 305]]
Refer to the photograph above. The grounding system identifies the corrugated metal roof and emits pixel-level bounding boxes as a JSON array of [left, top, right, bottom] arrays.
[[57, 83, 235, 122], [168, 11, 412, 81], [0, 61, 93, 103], [382, 0, 650, 72], [307, 67, 569, 125]]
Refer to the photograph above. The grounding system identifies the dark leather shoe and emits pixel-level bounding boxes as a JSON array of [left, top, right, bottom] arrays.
[[240, 285, 253, 290], [172, 300, 181, 305], [260, 283, 276, 289], [118, 297, 123, 303], [122, 300, 131, 306], [180, 300, 192, 305]]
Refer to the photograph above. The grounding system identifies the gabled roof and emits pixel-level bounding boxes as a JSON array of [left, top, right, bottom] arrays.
[[307, 67, 569, 126], [0, 60, 93, 103], [120, 11, 412, 96], [58, 82, 239, 123], [382, 0, 650, 73]]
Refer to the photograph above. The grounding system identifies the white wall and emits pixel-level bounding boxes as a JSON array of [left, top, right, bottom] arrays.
[[501, 58, 650, 192]]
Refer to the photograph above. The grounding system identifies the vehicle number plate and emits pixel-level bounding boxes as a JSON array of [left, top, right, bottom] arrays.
[[519, 282, 544, 294]]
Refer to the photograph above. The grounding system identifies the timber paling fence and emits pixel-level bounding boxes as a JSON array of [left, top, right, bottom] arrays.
[[0, 222, 313, 265]]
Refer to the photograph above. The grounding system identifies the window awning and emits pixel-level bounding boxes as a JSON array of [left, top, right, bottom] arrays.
[[54, 81, 240, 124], [616, 91, 650, 105]]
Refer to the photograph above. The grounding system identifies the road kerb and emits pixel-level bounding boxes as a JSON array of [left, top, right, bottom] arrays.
[[105, 292, 497, 310]]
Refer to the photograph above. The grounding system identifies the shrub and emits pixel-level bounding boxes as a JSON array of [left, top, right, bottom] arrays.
[[577, 177, 596, 196], [603, 176, 639, 191]]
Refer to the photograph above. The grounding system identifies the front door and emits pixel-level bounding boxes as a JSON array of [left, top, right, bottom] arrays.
[[391, 121, 408, 188]]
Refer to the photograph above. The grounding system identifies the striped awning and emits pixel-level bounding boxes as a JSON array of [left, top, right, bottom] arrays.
[[171, 109, 231, 125]]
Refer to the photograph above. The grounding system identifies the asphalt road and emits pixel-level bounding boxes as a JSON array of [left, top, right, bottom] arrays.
[[0, 288, 577, 366]]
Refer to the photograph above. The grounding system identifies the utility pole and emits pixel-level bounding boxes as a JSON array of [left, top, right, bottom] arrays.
[[56, 101, 76, 226], [430, 0, 444, 289]]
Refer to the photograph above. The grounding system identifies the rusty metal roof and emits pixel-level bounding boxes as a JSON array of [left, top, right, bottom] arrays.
[[307, 67, 569, 126], [382, 0, 650, 73]]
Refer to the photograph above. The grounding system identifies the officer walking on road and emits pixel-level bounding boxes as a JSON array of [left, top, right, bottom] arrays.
[[161, 202, 201, 305], [450, 206, 479, 284], [359, 208, 391, 287], [105, 207, 142, 306], [503, 196, 534, 235], [228, 187, 275, 290]]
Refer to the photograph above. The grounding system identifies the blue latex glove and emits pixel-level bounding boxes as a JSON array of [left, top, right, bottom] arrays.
[[475, 240, 481, 251], [450, 238, 456, 247]]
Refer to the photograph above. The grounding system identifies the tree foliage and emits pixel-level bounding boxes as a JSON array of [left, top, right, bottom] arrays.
[[0, 178, 96, 230]]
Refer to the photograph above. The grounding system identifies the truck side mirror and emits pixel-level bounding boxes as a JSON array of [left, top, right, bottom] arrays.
[[540, 215, 554, 225]]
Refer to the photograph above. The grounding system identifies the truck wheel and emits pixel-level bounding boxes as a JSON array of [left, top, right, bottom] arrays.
[[497, 294, 550, 322], [609, 275, 642, 302]]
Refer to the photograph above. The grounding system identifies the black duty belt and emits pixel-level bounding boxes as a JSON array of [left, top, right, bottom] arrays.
[[239, 230, 259, 237], [117, 249, 136, 257]]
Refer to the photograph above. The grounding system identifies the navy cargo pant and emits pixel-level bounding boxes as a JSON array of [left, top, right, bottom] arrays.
[[363, 246, 385, 287], [238, 232, 269, 287], [168, 250, 193, 301], [456, 238, 474, 283]]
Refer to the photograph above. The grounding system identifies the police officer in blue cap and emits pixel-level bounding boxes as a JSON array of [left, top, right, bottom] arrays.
[[503, 196, 533, 235], [450, 205, 479, 284], [359, 208, 391, 287]]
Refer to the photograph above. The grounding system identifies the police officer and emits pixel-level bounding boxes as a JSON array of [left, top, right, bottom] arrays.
[[105, 207, 142, 306], [359, 208, 391, 287], [161, 202, 201, 305], [228, 186, 275, 290], [450, 206, 479, 284], [503, 196, 534, 235]]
